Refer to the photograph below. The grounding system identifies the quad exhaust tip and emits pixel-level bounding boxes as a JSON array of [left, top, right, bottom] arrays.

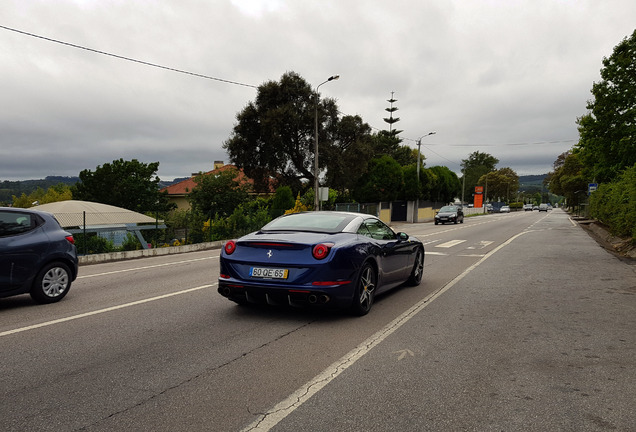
[[308, 294, 330, 304]]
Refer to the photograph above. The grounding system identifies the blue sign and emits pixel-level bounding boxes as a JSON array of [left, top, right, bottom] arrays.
[[588, 183, 598, 195]]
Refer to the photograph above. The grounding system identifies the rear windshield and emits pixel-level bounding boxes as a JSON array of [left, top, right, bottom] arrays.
[[0, 211, 41, 237], [261, 213, 356, 233]]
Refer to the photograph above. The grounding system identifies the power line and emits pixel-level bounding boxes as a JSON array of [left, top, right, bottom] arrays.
[[403, 137, 577, 147], [2, 24, 576, 167], [0, 24, 258, 89]]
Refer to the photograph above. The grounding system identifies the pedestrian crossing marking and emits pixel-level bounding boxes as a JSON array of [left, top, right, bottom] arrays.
[[436, 240, 466, 248]]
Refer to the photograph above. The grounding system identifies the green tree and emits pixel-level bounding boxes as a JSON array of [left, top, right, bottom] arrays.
[[429, 166, 461, 204], [400, 164, 436, 201], [12, 183, 72, 208], [270, 186, 295, 218], [354, 156, 404, 202], [478, 167, 520, 202], [322, 115, 374, 194], [576, 29, 636, 182], [383, 92, 403, 138], [461, 151, 499, 202], [188, 167, 251, 218], [548, 151, 588, 208], [224, 71, 370, 193], [72, 159, 172, 213], [368, 131, 416, 166], [400, 164, 420, 201]]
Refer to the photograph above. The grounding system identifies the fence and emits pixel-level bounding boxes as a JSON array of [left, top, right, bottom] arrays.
[[334, 203, 379, 216]]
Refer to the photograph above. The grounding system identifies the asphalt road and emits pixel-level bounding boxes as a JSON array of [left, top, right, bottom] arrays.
[[1, 209, 634, 431]]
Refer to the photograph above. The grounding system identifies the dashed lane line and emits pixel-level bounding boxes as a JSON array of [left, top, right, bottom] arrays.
[[0, 284, 216, 338]]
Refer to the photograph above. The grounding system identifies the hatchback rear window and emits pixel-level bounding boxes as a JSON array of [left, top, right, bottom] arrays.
[[0, 211, 39, 236]]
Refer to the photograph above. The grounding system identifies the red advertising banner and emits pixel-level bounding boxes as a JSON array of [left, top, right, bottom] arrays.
[[474, 186, 484, 208]]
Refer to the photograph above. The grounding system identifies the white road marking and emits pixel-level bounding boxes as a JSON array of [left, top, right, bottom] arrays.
[[78, 256, 217, 279], [0, 284, 216, 338], [422, 239, 441, 245], [466, 241, 494, 250], [436, 240, 466, 248], [242, 230, 530, 432]]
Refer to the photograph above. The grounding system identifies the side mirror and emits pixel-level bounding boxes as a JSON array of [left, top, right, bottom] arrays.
[[397, 232, 409, 241]]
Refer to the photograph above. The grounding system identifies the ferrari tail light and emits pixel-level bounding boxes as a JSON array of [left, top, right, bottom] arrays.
[[312, 243, 334, 260], [224, 240, 237, 255]]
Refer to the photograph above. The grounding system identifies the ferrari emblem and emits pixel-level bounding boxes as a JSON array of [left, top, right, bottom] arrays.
[[267, 250, 273, 258]]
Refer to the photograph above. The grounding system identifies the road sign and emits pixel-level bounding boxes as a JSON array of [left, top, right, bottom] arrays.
[[588, 183, 598, 195]]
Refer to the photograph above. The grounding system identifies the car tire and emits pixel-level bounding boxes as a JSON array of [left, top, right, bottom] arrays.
[[350, 262, 376, 316], [30, 262, 72, 304], [434, 220, 438, 225], [407, 248, 424, 286]]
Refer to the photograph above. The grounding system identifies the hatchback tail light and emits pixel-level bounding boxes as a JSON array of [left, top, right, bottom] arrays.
[[65, 235, 76, 245]]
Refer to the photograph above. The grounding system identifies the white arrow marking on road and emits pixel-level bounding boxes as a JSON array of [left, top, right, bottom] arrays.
[[394, 349, 415, 361], [466, 241, 493, 250]]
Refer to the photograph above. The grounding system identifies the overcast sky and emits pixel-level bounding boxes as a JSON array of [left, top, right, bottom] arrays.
[[2, 0, 635, 182]]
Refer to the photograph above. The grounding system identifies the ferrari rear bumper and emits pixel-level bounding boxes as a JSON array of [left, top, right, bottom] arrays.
[[218, 281, 352, 309]]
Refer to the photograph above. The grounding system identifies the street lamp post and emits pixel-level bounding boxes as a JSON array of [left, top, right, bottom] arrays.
[[415, 131, 436, 222], [314, 75, 339, 211], [461, 168, 466, 207]]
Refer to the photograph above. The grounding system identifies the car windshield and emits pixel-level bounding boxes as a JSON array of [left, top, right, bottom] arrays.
[[439, 206, 457, 212], [261, 212, 356, 233]]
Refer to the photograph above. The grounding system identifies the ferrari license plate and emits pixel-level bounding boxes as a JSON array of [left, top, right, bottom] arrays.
[[250, 267, 289, 279]]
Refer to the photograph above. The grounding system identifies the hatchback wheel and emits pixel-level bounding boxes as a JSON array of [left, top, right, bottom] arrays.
[[30, 262, 72, 304]]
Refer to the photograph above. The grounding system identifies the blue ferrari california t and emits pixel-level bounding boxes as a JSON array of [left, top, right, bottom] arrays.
[[218, 212, 424, 315]]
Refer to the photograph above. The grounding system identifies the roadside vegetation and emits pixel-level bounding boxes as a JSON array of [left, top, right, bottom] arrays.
[[548, 29, 636, 241]]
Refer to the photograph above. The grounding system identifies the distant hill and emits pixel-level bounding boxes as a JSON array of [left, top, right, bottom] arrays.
[[1, 175, 190, 205], [158, 177, 190, 189], [519, 174, 548, 192], [0, 176, 80, 204]]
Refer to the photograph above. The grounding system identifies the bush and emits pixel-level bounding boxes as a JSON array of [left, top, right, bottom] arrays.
[[205, 202, 271, 241], [270, 186, 294, 218], [120, 233, 142, 251], [589, 164, 636, 239], [74, 233, 116, 255]]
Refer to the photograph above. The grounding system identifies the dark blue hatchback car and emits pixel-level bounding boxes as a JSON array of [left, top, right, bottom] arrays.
[[0, 207, 78, 303]]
